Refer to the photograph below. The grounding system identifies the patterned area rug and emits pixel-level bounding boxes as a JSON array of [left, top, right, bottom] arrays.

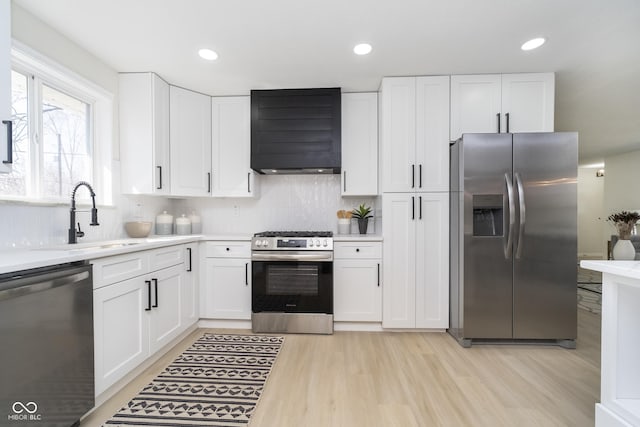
[[104, 333, 284, 426]]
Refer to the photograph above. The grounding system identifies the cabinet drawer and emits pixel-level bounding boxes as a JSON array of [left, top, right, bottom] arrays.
[[92, 252, 149, 289], [148, 245, 184, 271], [204, 241, 251, 258], [334, 242, 382, 259]]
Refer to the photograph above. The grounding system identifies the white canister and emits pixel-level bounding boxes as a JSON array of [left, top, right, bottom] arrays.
[[337, 218, 350, 235], [156, 210, 173, 235], [188, 211, 202, 234], [175, 214, 192, 235]]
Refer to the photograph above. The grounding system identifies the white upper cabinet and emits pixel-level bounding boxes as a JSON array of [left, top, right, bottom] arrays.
[[119, 73, 170, 194], [0, 0, 12, 173], [211, 96, 257, 197], [341, 92, 378, 196], [380, 76, 450, 193], [450, 73, 554, 140], [501, 73, 555, 133], [170, 86, 212, 196]]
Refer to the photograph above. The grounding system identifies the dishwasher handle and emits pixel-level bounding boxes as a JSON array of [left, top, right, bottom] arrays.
[[0, 263, 91, 301]]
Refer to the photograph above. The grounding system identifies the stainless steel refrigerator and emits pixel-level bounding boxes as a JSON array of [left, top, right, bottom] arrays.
[[449, 132, 577, 348]]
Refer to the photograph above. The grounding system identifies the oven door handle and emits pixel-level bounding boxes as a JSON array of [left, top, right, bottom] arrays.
[[252, 252, 333, 262]]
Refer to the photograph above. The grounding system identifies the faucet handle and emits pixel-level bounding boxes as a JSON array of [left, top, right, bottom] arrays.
[[76, 222, 85, 238], [90, 207, 99, 226]]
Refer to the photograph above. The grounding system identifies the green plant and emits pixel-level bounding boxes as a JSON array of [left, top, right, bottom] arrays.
[[352, 204, 373, 219]]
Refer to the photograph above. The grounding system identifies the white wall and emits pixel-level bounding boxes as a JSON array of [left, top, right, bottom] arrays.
[[577, 165, 605, 258], [602, 149, 640, 245]]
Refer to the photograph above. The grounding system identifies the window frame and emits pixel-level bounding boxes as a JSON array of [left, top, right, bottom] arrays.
[[4, 41, 113, 206]]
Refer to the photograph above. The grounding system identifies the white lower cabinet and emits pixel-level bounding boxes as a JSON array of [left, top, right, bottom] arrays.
[[201, 241, 251, 320], [93, 276, 149, 396], [93, 244, 194, 397], [334, 242, 382, 322], [382, 193, 449, 329], [181, 243, 199, 327]]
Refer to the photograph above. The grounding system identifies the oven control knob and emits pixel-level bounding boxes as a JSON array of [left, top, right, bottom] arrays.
[[322, 239, 328, 247], [262, 240, 269, 248], [314, 239, 320, 247], [308, 240, 314, 247]]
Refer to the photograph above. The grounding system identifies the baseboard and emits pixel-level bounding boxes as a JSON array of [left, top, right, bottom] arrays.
[[198, 319, 252, 330], [334, 322, 383, 332]]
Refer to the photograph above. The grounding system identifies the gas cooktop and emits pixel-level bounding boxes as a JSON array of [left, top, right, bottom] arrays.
[[254, 231, 333, 238]]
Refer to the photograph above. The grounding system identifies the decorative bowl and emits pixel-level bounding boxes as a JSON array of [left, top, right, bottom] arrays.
[[124, 221, 153, 238]]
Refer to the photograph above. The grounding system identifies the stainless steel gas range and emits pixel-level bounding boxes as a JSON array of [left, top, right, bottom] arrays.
[[251, 231, 333, 334]]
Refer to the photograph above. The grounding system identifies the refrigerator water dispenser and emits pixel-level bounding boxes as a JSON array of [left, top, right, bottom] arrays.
[[472, 194, 503, 237]]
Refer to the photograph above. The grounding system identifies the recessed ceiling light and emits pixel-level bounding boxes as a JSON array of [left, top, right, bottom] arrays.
[[353, 43, 372, 55], [198, 48, 218, 61], [521, 37, 546, 51]]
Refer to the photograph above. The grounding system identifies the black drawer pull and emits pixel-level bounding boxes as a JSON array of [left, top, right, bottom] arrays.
[[356, 248, 360, 252], [145, 280, 152, 311], [152, 278, 158, 308]]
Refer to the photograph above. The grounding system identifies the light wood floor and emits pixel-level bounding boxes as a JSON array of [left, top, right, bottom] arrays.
[[82, 309, 600, 427]]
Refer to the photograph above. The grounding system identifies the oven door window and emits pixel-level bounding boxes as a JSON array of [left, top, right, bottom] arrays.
[[266, 265, 319, 296]]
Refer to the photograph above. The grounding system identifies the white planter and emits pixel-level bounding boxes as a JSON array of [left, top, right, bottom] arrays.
[[613, 239, 636, 260]]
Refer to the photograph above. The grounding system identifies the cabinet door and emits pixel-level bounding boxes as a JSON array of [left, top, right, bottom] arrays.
[[170, 86, 212, 196], [501, 73, 554, 133], [211, 96, 256, 197], [416, 76, 450, 192], [382, 193, 417, 328], [450, 74, 501, 140], [149, 265, 183, 354], [93, 277, 149, 396], [380, 77, 416, 193], [119, 73, 170, 195], [181, 244, 199, 328], [0, 0, 11, 173], [341, 92, 378, 196], [202, 258, 251, 319], [415, 193, 449, 328], [334, 259, 382, 322]]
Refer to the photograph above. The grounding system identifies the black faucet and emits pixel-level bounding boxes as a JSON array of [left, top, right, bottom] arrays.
[[69, 181, 100, 244]]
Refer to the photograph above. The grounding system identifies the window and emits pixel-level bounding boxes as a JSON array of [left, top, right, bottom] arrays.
[[1, 43, 113, 204]]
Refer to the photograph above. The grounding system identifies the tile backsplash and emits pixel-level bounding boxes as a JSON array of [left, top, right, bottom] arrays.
[[0, 173, 379, 248]]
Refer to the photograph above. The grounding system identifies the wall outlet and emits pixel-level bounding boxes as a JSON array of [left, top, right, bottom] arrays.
[[233, 205, 240, 217]]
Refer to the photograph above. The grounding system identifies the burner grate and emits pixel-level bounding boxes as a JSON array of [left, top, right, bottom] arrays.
[[254, 231, 333, 238]]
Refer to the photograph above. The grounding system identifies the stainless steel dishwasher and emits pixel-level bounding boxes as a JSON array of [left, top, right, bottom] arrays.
[[0, 262, 94, 427]]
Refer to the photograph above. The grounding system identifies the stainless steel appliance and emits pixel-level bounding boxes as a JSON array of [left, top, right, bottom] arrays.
[[251, 231, 334, 334], [0, 262, 94, 426], [449, 132, 577, 348]]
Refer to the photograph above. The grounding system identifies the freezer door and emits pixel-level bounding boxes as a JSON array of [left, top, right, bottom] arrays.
[[512, 132, 577, 339], [461, 133, 514, 338]]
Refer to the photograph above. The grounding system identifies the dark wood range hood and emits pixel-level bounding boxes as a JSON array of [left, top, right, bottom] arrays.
[[250, 88, 341, 174]]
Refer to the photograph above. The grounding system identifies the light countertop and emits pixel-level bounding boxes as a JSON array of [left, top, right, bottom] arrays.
[[334, 234, 383, 242], [0, 234, 252, 275], [580, 260, 640, 281]]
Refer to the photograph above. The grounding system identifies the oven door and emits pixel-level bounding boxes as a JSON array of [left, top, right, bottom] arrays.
[[252, 251, 333, 314]]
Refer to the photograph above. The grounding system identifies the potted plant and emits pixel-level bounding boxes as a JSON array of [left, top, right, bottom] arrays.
[[352, 204, 373, 234], [608, 210, 640, 260]]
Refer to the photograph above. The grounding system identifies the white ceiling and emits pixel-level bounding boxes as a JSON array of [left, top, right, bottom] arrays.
[[12, 0, 640, 162]]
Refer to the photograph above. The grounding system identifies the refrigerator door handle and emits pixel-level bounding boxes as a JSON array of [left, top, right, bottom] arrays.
[[515, 172, 526, 259], [504, 173, 515, 259]]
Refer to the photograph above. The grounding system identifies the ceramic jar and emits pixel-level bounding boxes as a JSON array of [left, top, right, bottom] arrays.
[[155, 210, 173, 235], [188, 211, 202, 234], [175, 214, 192, 235]]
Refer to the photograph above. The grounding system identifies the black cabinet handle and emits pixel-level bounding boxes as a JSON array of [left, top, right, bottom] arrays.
[[343, 171, 346, 192], [152, 278, 158, 308], [145, 280, 152, 311], [356, 248, 360, 252], [156, 166, 162, 189], [506, 113, 510, 133], [247, 172, 251, 193], [186, 247, 192, 272], [411, 164, 415, 188], [2, 120, 12, 165], [412, 196, 415, 220], [207, 172, 211, 193], [226, 247, 230, 251], [419, 164, 422, 188], [377, 263, 380, 287], [419, 196, 422, 220], [497, 113, 501, 133], [245, 262, 249, 286]]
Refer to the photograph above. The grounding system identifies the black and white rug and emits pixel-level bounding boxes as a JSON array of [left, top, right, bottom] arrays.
[[104, 333, 284, 426]]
